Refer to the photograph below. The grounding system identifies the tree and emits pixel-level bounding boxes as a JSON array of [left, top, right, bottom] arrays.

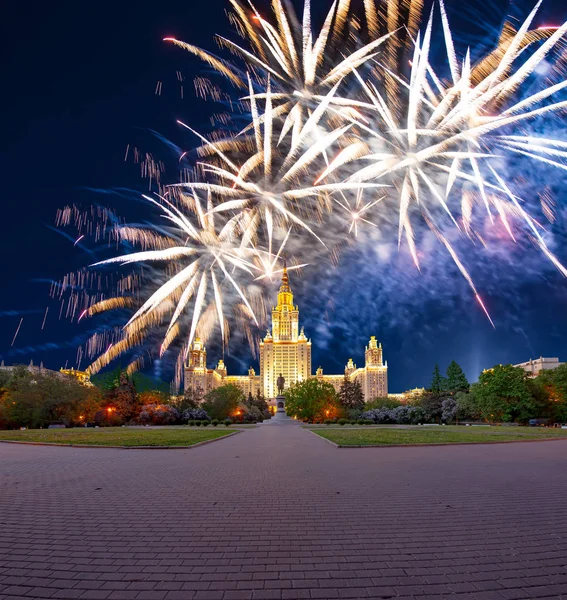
[[471, 364, 537, 423], [533, 365, 567, 423], [104, 371, 139, 422], [139, 390, 169, 406], [441, 397, 458, 423], [445, 361, 469, 393], [137, 404, 179, 425], [430, 364, 447, 393], [417, 392, 444, 423], [284, 379, 339, 422], [92, 368, 169, 393], [202, 384, 244, 420], [0, 368, 102, 429], [244, 389, 269, 417], [172, 385, 204, 414], [339, 377, 364, 412], [455, 391, 480, 421], [365, 397, 403, 410]]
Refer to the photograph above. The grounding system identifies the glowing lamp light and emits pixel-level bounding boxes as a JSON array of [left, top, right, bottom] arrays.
[[79, 415, 84, 420]]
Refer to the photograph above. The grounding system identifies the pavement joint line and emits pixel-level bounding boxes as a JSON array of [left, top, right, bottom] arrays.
[[0, 429, 242, 450]]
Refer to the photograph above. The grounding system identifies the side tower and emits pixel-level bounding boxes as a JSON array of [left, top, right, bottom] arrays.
[[184, 337, 212, 393], [259, 262, 311, 398], [359, 336, 388, 399]]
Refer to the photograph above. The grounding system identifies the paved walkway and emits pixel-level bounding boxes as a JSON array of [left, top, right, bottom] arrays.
[[1, 425, 567, 600]]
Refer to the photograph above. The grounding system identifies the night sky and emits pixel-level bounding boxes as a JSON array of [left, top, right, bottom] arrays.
[[2, 0, 567, 392]]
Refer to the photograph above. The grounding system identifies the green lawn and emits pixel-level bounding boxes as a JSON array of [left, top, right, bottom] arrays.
[[311, 425, 567, 447], [0, 427, 235, 447]]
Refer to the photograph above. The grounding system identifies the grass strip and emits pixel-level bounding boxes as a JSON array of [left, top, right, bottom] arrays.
[[310, 426, 567, 447], [0, 427, 234, 447]]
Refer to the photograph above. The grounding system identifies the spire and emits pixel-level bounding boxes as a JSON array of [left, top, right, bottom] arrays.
[[280, 256, 290, 293]]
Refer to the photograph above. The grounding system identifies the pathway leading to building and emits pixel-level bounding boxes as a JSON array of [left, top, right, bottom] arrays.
[[1, 424, 567, 600]]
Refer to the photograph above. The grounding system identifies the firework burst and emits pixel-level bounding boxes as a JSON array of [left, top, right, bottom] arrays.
[[58, 0, 567, 381]]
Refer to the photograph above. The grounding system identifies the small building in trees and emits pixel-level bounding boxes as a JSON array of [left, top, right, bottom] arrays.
[[514, 357, 564, 377]]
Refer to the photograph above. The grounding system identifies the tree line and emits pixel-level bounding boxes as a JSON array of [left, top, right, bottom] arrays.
[[282, 360, 567, 425], [2, 359, 566, 429], [0, 366, 271, 429]]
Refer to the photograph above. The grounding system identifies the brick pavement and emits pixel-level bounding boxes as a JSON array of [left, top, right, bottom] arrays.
[[1, 425, 567, 600]]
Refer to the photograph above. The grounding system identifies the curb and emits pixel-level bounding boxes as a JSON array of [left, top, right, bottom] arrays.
[[306, 428, 339, 447], [0, 429, 241, 450], [307, 431, 567, 449]]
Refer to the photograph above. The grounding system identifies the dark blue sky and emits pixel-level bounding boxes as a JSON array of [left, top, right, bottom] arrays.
[[1, 0, 567, 392]]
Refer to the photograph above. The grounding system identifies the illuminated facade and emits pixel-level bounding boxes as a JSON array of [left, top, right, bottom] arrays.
[[0, 361, 92, 387], [184, 265, 387, 399], [60, 368, 93, 387], [259, 265, 312, 398], [514, 357, 564, 377]]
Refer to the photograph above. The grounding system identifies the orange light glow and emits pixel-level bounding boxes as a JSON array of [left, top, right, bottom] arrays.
[[107, 407, 114, 414], [79, 415, 84, 420]]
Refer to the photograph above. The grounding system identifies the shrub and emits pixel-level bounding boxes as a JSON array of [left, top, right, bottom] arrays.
[[241, 403, 262, 423], [357, 419, 365, 425], [324, 419, 333, 425], [211, 419, 219, 426], [347, 409, 363, 421], [442, 397, 458, 423], [338, 418, 348, 426], [188, 420, 195, 426], [224, 419, 231, 426], [195, 421, 201, 426], [364, 419, 374, 425], [361, 408, 394, 424], [350, 420, 357, 425], [361, 406, 427, 425], [201, 420, 209, 427], [137, 404, 179, 426], [182, 408, 210, 422]]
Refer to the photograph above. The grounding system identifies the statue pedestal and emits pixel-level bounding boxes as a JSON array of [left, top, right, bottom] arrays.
[[264, 395, 296, 425], [275, 395, 286, 414]]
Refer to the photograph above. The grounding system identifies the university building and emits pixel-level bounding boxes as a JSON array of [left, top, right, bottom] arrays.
[[184, 264, 388, 400], [514, 357, 564, 377]]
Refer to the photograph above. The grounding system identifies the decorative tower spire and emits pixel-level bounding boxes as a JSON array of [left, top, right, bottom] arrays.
[[280, 256, 290, 293], [276, 256, 294, 309], [272, 255, 298, 342]]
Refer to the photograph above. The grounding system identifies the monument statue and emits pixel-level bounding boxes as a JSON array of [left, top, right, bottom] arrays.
[[277, 373, 285, 396]]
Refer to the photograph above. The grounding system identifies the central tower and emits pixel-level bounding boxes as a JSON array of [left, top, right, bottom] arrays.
[[259, 263, 311, 398]]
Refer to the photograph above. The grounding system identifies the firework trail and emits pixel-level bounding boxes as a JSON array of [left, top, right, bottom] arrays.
[[56, 0, 567, 381], [41, 307, 49, 330], [11, 318, 23, 347]]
